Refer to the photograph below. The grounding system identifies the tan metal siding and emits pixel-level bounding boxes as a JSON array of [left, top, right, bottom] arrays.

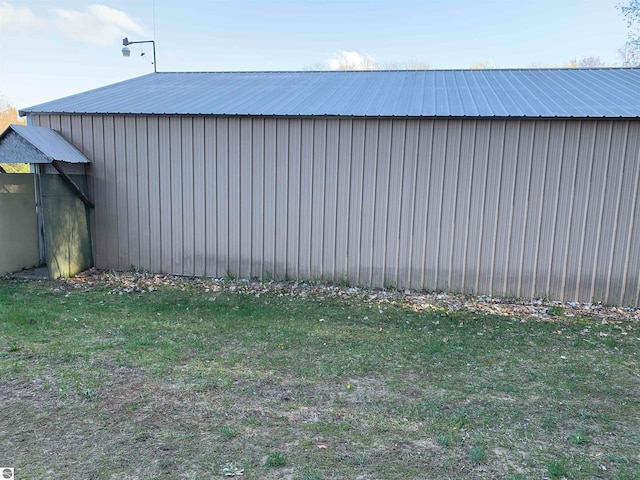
[[204, 118, 217, 276], [135, 116, 150, 272], [263, 120, 277, 278], [228, 118, 241, 277], [287, 119, 303, 279], [192, 117, 206, 277], [147, 117, 162, 273], [426, 121, 447, 290], [595, 123, 626, 302], [506, 121, 535, 297], [250, 119, 264, 278], [124, 116, 139, 270], [213, 119, 226, 275], [617, 123, 640, 305], [494, 122, 519, 295], [310, 120, 325, 279], [397, 120, 419, 288], [158, 117, 172, 273], [29, 114, 640, 306], [90, 116, 106, 269], [335, 120, 351, 282], [298, 120, 313, 280], [181, 117, 195, 277], [438, 120, 462, 291], [412, 121, 434, 289], [238, 118, 252, 278], [347, 119, 365, 284], [582, 122, 612, 301], [372, 119, 391, 287], [386, 120, 406, 287], [549, 121, 579, 300], [360, 120, 379, 285], [80, 116, 96, 265], [103, 117, 119, 268], [168, 117, 181, 274], [566, 122, 596, 301], [275, 119, 289, 278], [449, 121, 473, 294]]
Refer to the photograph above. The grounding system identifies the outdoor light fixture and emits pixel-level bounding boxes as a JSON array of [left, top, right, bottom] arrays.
[[121, 37, 156, 72]]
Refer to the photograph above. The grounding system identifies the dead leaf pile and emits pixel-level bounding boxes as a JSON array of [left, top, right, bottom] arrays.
[[47, 268, 640, 324]]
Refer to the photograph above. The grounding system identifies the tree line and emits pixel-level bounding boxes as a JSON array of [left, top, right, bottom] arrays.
[[0, 102, 28, 173]]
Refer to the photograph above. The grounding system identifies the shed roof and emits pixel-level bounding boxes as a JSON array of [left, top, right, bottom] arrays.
[[20, 68, 640, 118], [0, 125, 90, 164]]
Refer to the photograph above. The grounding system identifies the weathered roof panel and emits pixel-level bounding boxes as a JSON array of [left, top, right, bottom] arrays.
[[20, 69, 640, 118], [0, 125, 90, 164]]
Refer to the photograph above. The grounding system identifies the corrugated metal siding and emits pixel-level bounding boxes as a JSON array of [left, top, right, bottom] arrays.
[[29, 114, 640, 306]]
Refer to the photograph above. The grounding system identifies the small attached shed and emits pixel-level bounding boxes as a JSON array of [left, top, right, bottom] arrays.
[[17, 68, 640, 305], [0, 124, 93, 279]]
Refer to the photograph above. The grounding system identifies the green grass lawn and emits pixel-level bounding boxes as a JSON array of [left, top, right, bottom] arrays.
[[0, 275, 638, 479]]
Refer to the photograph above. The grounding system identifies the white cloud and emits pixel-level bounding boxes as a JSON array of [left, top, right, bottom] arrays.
[[0, 2, 146, 45], [53, 4, 147, 45], [328, 51, 378, 70], [0, 2, 43, 30]]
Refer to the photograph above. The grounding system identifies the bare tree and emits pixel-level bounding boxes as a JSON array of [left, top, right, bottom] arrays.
[[618, 41, 640, 66], [382, 61, 431, 70], [576, 56, 606, 68], [619, 1, 640, 43], [615, 2, 640, 67], [555, 57, 606, 68], [0, 101, 29, 173], [469, 60, 496, 69]]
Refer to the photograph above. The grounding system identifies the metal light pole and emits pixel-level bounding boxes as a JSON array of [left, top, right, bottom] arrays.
[[121, 37, 157, 72]]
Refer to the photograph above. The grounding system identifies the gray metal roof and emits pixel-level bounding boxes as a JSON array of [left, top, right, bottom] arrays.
[[0, 125, 89, 164], [20, 68, 640, 118]]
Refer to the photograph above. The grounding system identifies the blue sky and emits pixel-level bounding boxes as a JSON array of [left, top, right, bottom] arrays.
[[0, 0, 631, 109]]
